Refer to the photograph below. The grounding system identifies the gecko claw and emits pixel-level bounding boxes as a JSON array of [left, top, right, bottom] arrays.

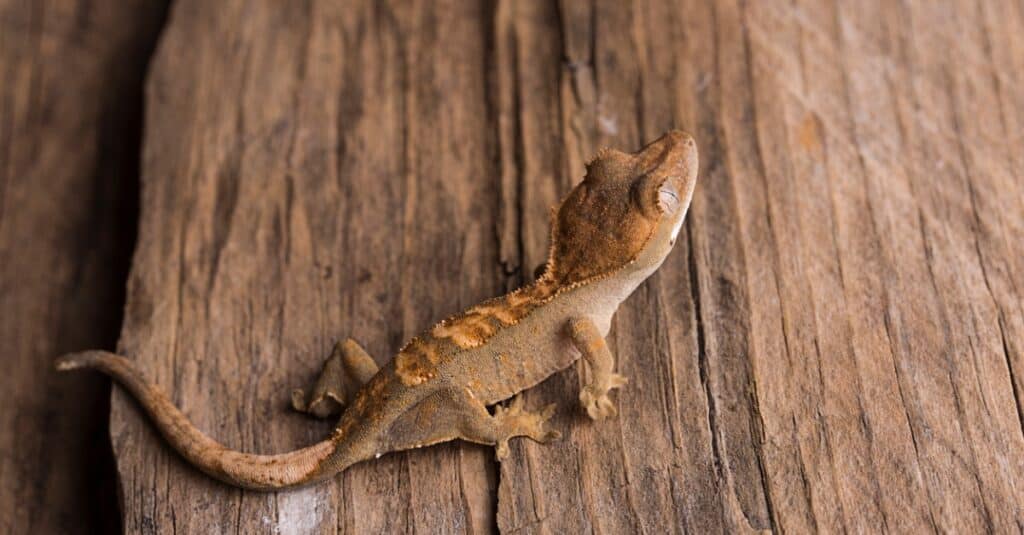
[[579, 374, 626, 421]]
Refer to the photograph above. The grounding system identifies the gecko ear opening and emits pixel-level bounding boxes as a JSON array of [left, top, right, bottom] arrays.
[[657, 183, 681, 214]]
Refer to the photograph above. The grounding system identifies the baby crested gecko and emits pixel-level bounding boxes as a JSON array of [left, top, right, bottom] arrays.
[[56, 130, 699, 491]]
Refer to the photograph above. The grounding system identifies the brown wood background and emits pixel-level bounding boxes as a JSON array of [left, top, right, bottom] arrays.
[[3, 0, 1023, 533], [0, 1, 165, 533]]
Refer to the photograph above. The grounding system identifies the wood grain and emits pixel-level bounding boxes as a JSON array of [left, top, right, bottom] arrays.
[[498, 0, 1024, 532], [0, 1, 165, 533], [111, 0, 1024, 533], [112, 1, 501, 532]]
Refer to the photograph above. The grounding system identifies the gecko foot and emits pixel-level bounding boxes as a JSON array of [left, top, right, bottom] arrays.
[[579, 372, 627, 420], [291, 387, 344, 419], [291, 339, 381, 419], [493, 397, 561, 460], [291, 343, 350, 418]]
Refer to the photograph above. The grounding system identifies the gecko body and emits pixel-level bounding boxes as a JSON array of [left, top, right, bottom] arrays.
[[57, 130, 699, 490]]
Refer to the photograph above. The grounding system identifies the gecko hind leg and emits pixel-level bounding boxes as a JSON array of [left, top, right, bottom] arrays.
[[382, 390, 560, 461], [484, 396, 561, 460], [291, 339, 380, 418], [454, 395, 561, 460]]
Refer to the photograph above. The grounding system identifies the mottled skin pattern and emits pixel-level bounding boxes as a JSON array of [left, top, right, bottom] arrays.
[[56, 130, 699, 491]]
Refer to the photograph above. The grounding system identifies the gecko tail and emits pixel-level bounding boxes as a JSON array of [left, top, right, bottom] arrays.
[[55, 351, 350, 490]]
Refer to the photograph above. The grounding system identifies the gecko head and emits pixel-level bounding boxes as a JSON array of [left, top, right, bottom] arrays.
[[547, 130, 699, 285]]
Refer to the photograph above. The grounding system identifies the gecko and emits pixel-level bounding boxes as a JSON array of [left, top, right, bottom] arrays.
[[56, 129, 699, 491]]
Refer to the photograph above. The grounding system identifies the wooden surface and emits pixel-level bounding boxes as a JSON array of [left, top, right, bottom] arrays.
[[0, 1, 165, 533], [103, 0, 1024, 533]]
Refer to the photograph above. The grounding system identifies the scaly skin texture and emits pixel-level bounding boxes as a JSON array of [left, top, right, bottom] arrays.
[[56, 130, 699, 491]]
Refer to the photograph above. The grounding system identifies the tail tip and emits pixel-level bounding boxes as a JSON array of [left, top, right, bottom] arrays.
[[55, 355, 81, 372], [55, 352, 99, 372]]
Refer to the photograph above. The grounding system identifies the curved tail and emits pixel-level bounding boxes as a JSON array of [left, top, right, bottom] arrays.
[[56, 351, 348, 490]]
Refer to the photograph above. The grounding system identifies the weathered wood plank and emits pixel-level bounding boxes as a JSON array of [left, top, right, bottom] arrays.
[[0, 1, 165, 533], [111, 1, 501, 532], [108, 0, 1024, 533], [495, 0, 1024, 533]]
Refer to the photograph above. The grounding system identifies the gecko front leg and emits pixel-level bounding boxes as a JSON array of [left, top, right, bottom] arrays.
[[291, 338, 379, 418], [568, 318, 628, 420]]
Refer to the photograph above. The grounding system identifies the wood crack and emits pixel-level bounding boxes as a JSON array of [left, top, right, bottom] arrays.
[[687, 221, 722, 483]]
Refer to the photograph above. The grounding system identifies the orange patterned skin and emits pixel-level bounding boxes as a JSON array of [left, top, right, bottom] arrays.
[[56, 130, 699, 490]]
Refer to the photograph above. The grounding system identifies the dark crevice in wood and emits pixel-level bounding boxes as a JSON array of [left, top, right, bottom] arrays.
[[687, 221, 721, 484], [998, 317, 1024, 439], [508, 25, 527, 288], [746, 378, 779, 534], [29, 1, 172, 528], [791, 418, 820, 534], [88, 2, 172, 531], [737, 5, 780, 531]]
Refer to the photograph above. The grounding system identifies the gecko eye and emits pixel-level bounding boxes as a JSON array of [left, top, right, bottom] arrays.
[[657, 186, 680, 214]]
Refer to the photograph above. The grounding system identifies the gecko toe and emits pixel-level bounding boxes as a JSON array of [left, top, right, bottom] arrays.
[[291, 389, 308, 412], [608, 373, 628, 389], [292, 388, 343, 418], [580, 386, 618, 420], [494, 399, 560, 450], [537, 428, 561, 443], [495, 440, 511, 460]]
